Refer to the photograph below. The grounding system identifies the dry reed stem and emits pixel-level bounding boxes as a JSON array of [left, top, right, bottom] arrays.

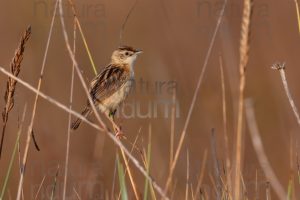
[[209, 173, 218, 197], [0, 66, 104, 131], [62, 16, 76, 200], [169, 91, 176, 169], [114, 133, 141, 199], [210, 129, 222, 199], [107, 115, 139, 199], [245, 99, 286, 200], [219, 55, 232, 196], [194, 149, 208, 198], [34, 175, 46, 200], [73, 187, 82, 200], [271, 63, 300, 126], [185, 150, 190, 200], [190, 184, 195, 200], [240, 173, 247, 198], [164, 0, 227, 193], [120, 147, 140, 200], [16, 1, 59, 198], [294, 0, 300, 34], [0, 26, 31, 158], [58, 1, 168, 198], [234, 0, 252, 199], [67, 0, 97, 75]]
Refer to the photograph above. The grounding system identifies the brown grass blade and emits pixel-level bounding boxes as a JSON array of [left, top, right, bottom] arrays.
[[0, 26, 31, 158]]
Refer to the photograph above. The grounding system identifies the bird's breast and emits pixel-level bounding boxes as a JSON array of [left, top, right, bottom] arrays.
[[101, 78, 134, 111]]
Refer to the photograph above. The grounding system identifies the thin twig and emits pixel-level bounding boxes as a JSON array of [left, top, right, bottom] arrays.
[[245, 99, 286, 200], [0, 26, 31, 158], [16, 1, 59, 198], [195, 149, 208, 198], [63, 16, 77, 200], [34, 175, 46, 200], [164, 0, 227, 193], [119, 0, 138, 46], [67, 0, 97, 75], [73, 187, 82, 200], [0, 66, 102, 131], [271, 62, 300, 126]]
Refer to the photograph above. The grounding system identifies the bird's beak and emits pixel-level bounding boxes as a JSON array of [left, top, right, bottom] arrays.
[[135, 49, 143, 55]]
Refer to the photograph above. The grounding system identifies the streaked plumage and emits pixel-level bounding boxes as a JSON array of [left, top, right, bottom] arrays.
[[71, 46, 142, 130]]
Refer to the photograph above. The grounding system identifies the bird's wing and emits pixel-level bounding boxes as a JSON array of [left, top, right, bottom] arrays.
[[89, 64, 130, 104]]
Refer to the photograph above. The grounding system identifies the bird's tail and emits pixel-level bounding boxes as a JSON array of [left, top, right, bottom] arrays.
[[71, 107, 91, 130]]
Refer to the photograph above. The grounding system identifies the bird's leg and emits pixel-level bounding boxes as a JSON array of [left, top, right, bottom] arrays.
[[108, 110, 125, 139]]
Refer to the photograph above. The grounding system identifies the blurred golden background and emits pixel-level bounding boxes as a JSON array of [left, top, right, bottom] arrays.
[[0, 0, 300, 199]]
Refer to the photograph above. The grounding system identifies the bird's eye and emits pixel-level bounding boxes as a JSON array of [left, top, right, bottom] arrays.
[[125, 52, 129, 56]]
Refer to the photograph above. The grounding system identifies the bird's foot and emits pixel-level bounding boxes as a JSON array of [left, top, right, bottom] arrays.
[[115, 126, 126, 140]]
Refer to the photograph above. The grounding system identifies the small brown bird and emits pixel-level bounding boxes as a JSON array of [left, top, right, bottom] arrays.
[[71, 45, 142, 131]]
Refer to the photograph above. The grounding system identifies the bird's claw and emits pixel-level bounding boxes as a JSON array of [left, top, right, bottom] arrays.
[[115, 131, 126, 140], [115, 126, 126, 140]]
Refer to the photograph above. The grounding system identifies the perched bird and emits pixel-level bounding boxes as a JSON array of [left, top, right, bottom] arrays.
[[71, 45, 142, 131]]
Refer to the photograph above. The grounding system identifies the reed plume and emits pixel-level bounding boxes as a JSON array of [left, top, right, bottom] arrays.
[[0, 26, 31, 158]]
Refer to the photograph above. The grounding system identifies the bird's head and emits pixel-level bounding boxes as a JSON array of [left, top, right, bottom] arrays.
[[111, 45, 143, 65]]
